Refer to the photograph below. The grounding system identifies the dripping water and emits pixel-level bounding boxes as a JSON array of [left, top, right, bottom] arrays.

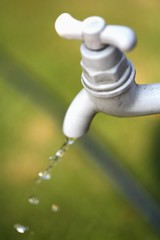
[[28, 137, 76, 206], [51, 204, 60, 212], [14, 224, 29, 234], [14, 137, 76, 234], [35, 137, 76, 184], [28, 196, 40, 205]]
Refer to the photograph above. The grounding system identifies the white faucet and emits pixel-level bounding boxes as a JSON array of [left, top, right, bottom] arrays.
[[55, 13, 160, 138]]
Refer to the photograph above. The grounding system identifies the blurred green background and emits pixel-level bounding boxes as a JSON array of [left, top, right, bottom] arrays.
[[1, 0, 160, 239]]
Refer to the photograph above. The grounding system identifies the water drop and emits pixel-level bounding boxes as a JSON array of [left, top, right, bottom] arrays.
[[28, 196, 40, 205], [67, 138, 76, 145], [48, 137, 76, 164], [38, 171, 52, 180], [14, 224, 29, 234], [51, 204, 60, 212], [48, 155, 54, 161], [55, 149, 64, 158]]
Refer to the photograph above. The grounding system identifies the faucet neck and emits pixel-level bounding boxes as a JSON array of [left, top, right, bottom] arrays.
[[80, 43, 136, 98]]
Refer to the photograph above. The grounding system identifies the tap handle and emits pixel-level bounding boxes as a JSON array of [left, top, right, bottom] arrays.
[[55, 13, 83, 40], [100, 25, 137, 52], [55, 13, 137, 52]]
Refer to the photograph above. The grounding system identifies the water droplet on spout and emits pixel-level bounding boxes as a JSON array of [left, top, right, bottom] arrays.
[[66, 138, 76, 145]]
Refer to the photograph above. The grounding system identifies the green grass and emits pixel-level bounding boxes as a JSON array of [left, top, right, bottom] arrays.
[[0, 0, 160, 239]]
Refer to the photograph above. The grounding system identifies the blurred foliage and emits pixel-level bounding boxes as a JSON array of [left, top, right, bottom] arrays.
[[0, 0, 160, 239]]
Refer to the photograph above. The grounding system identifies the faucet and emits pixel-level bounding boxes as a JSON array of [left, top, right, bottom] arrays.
[[55, 13, 160, 139]]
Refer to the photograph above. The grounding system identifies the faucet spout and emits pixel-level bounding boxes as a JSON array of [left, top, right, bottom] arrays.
[[63, 89, 97, 138]]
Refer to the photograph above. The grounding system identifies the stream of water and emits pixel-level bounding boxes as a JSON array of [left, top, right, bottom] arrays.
[[14, 137, 76, 234]]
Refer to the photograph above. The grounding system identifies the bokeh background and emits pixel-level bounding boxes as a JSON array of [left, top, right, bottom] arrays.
[[1, 0, 160, 239]]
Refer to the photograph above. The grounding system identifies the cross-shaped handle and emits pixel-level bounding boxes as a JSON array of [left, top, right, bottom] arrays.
[[55, 13, 137, 51]]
